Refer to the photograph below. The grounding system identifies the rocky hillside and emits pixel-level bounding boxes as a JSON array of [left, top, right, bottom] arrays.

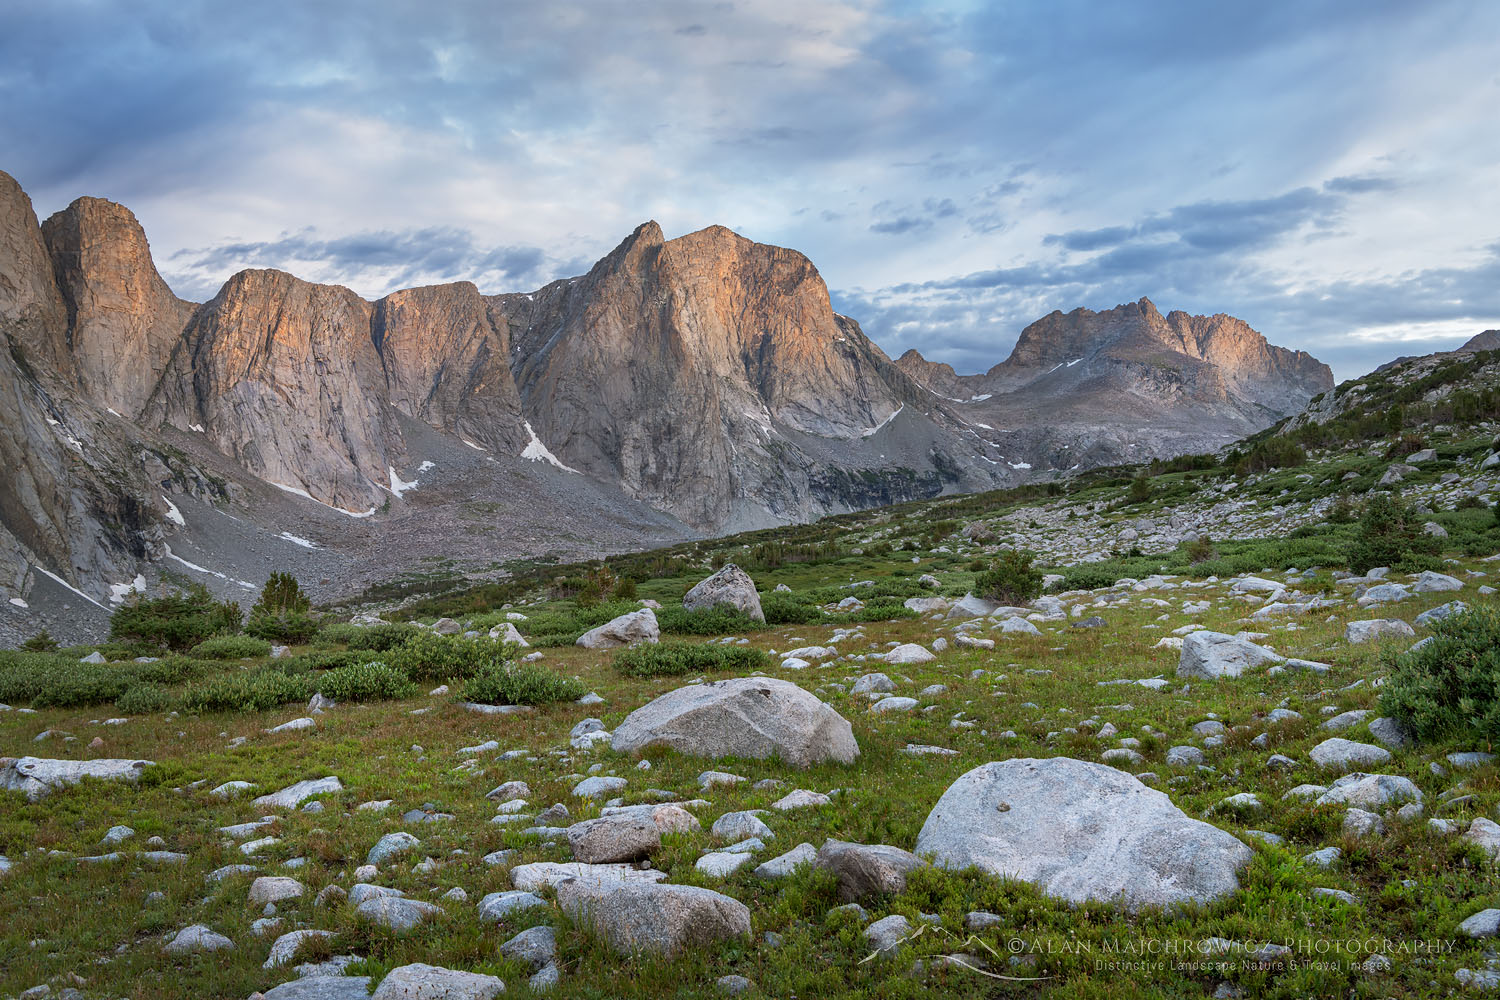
[[0, 169, 1333, 632], [897, 298, 1333, 469]]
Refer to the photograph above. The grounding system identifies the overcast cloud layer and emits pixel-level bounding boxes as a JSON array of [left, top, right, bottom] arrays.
[[3, 0, 1498, 381]]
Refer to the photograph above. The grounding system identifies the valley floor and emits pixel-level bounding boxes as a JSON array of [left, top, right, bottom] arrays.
[[2, 547, 1498, 999]]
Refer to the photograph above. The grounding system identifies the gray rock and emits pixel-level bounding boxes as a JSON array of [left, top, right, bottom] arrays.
[[850, 672, 895, 695], [683, 564, 764, 622], [1366, 717, 1413, 750], [696, 852, 756, 877], [916, 757, 1252, 910], [348, 883, 404, 907], [863, 914, 912, 955], [611, 677, 859, 768], [576, 609, 659, 649], [1302, 847, 1341, 868], [1344, 619, 1415, 644], [1448, 751, 1498, 769], [501, 924, 557, 969], [1309, 738, 1392, 771], [556, 880, 752, 957], [597, 802, 701, 834], [1413, 571, 1463, 593], [716, 974, 754, 995], [752, 842, 817, 879], [477, 890, 546, 923], [1315, 773, 1422, 808], [371, 963, 505, 1000], [248, 876, 305, 906], [0, 756, 153, 801], [355, 896, 443, 932], [1464, 817, 1500, 859], [253, 776, 342, 811], [367, 831, 420, 866], [1166, 746, 1205, 767], [1415, 600, 1468, 625], [509, 861, 668, 892], [164, 924, 233, 954], [1176, 632, 1282, 680], [261, 978, 373, 1000], [572, 775, 628, 799], [712, 811, 774, 842], [567, 814, 660, 863], [1320, 709, 1372, 731], [263, 929, 335, 968], [814, 839, 925, 902], [1342, 808, 1385, 838], [1459, 908, 1500, 938]]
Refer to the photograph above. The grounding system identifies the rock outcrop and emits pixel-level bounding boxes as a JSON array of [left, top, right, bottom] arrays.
[[916, 758, 1253, 910], [610, 677, 859, 767], [41, 197, 195, 416]]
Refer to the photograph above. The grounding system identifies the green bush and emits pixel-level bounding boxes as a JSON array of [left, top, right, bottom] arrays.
[[613, 642, 769, 678], [190, 635, 273, 660], [279, 650, 366, 673], [973, 550, 1043, 605], [842, 601, 919, 623], [315, 661, 418, 702], [133, 655, 216, 685], [1347, 494, 1441, 574], [760, 591, 824, 625], [28, 662, 132, 708], [179, 669, 315, 713], [245, 572, 319, 644], [1379, 606, 1500, 742], [116, 683, 176, 714], [656, 605, 765, 636], [345, 623, 423, 652], [460, 660, 584, 705], [20, 630, 58, 652], [383, 633, 512, 682], [312, 622, 364, 647], [109, 585, 242, 652]]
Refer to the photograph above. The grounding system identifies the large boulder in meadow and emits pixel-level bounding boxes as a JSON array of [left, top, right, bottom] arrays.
[[915, 758, 1253, 910], [683, 564, 764, 622], [1176, 631, 1282, 680], [555, 879, 751, 957], [611, 677, 858, 768], [0, 756, 154, 801], [371, 963, 505, 1000], [577, 608, 659, 649]]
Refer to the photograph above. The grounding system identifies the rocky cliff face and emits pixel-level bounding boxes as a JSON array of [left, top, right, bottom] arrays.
[[494, 223, 982, 528], [896, 297, 1334, 469], [41, 197, 195, 417], [151, 269, 399, 515], [375, 281, 527, 455], [0, 169, 1337, 617], [0, 171, 163, 598]]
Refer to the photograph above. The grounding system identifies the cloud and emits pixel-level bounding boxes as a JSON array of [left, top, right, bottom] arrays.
[[165, 226, 558, 301]]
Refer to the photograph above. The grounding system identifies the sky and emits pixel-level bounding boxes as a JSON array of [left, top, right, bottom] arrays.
[[3, 1, 1498, 382]]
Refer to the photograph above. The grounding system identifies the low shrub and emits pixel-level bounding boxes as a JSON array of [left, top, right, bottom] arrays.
[[842, 601, 919, 623], [245, 572, 319, 644], [314, 661, 418, 702], [28, 662, 132, 708], [179, 669, 315, 713], [760, 591, 825, 626], [656, 605, 765, 636], [133, 655, 216, 685], [115, 683, 176, 714], [109, 585, 242, 652], [20, 630, 58, 652], [1379, 606, 1500, 742], [973, 550, 1043, 605], [1347, 494, 1441, 574], [383, 633, 513, 682], [190, 635, 273, 660], [345, 622, 423, 652], [613, 642, 769, 678], [459, 660, 584, 705]]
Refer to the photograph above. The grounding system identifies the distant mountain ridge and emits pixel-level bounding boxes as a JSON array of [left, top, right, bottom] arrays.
[[0, 168, 1333, 627]]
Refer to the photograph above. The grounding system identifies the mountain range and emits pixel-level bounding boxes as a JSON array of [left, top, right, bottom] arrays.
[[0, 169, 1334, 641]]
